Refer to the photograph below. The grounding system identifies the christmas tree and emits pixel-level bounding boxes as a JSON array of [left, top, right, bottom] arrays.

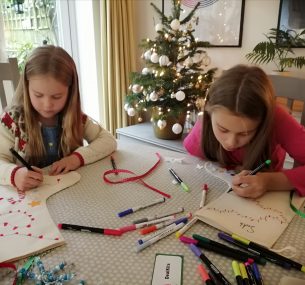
[[125, 0, 216, 139]]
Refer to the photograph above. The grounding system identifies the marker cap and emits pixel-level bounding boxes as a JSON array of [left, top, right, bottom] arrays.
[[117, 208, 133, 217]]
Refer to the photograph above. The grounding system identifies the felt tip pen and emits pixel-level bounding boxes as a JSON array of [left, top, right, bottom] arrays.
[[227, 160, 271, 193], [132, 207, 184, 224], [168, 168, 190, 192], [192, 234, 266, 265], [138, 222, 183, 245], [251, 262, 264, 285], [136, 222, 184, 252], [175, 217, 197, 238], [57, 223, 122, 236], [199, 184, 208, 209], [218, 232, 291, 269], [244, 261, 258, 285], [117, 197, 166, 217], [189, 244, 232, 285], [119, 215, 176, 233], [139, 213, 191, 235], [197, 264, 214, 285], [232, 233, 303, 271], [239, 263, 250, 285], [232, 261, 244, 285], [10, 147, 34, 171], [110, 155, 118, 175]]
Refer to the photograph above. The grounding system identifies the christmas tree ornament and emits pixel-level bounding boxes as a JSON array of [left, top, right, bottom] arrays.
[[138, 117, 143, 123], [127, 108, 136, 116], [159, 55, 169, 66], [172, 123, 183, 134], [142, 67, 151, 75], [170, 19, 180, 30], [150, 52, 159, 63], [144, 50, 152, 60], [157, 119, 167, 129], [124, 103, 129, 111], [149, 91, 158, 101], [132, 84, 142, 94], [175, 90, 185, 101], [155, 23, 163, 32]]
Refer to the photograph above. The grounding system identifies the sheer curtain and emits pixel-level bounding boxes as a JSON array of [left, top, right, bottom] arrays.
[[99, 0, 137, 135]]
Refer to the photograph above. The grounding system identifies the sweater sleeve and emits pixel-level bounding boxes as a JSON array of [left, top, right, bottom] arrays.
[[0, 121, 19, 186], [73, 116, 117, 165], [183, 115, 205, 158], [275, 106, 305, 196]]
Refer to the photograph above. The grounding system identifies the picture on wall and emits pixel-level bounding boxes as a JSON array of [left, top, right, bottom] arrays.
[[163, 0, 245, 47], [277, 0, 305, 47]]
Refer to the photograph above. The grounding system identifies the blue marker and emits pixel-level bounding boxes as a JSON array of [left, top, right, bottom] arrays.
[[117, 197, 165, 217]]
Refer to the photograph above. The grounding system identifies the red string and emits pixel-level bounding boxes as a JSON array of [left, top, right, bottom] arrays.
[[0, 262, 17, 285], [103, 152, 171, 198]]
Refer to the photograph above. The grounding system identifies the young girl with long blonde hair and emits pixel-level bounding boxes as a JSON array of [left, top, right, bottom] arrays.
[[0, 45, 117, 191]]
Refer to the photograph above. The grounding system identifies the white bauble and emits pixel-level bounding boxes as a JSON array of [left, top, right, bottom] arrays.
[[142, 67, 151, 75], [150, 53, 159, 63], [144, 50, 152, 60], [149, 91, 158, 101], [175, 90, 185, 101], [157, 119, 167, 129], [155, 23, 163, 32], [127, 108, 136, 116], [159, 55, 169, 66], [172, 123, 183, 134], [170, 19, 180, 30], [124, 103, 129, 111], [184, 57, 193, 67], [132, 84, 142, 94]]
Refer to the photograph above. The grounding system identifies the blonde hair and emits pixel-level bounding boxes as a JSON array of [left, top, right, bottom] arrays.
[[202, 64, 276, 170], [11, 45, 83, 165]]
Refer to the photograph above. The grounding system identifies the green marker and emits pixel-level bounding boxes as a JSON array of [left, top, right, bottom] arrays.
[[169, 168, 190, 192]]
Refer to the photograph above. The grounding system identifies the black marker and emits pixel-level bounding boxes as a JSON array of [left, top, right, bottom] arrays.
[[110, 155, 118, 175], [58, 223, 122, 236], [10, 147, 34, 170]]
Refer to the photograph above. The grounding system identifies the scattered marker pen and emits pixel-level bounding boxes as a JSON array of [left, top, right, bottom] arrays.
[[175, 217, 197, 238], [239, 263, 250, 285], [232, 261, 243, 285], [189, 244, 232, 285], [110, 155, 118, 175], [132, 207, 184, 224], [58, 223, 122, 236], [197, 264, 214, 285], [169, 168, 189, 192], [117, 197, 166, 217], [199, 184, 208, 209]]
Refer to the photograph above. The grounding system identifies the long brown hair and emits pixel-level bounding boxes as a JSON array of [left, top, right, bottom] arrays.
[[11, 45, 83, 165], [202, 64, 276, 170]]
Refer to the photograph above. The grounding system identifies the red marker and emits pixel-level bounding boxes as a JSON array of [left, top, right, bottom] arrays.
[[58, 223, 122, 236], [197, 264, 214, 285]]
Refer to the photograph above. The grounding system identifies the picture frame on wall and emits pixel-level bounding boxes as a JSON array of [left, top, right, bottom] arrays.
[[163, 0, 245, 47], [277, 0, 305, 47]]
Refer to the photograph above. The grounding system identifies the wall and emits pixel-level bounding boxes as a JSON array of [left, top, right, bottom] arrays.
[[133, 0, 305, 77]]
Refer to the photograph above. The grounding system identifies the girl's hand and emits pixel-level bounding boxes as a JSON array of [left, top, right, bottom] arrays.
[[49, 155, 81, 175], [14, 167, 43, 191], [232, 171, 268, 198]]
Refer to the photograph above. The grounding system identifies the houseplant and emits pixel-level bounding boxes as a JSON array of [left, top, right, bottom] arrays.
[[246, 28, 305, 72], [124, 0, 216, 140]]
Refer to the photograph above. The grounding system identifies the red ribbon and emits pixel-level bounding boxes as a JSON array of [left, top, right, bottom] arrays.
[[103, 152, 171, 198], [0, 262, 17, 285]]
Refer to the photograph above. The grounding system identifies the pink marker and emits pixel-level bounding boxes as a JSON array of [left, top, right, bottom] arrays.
[[199, 184, 208, 209]]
